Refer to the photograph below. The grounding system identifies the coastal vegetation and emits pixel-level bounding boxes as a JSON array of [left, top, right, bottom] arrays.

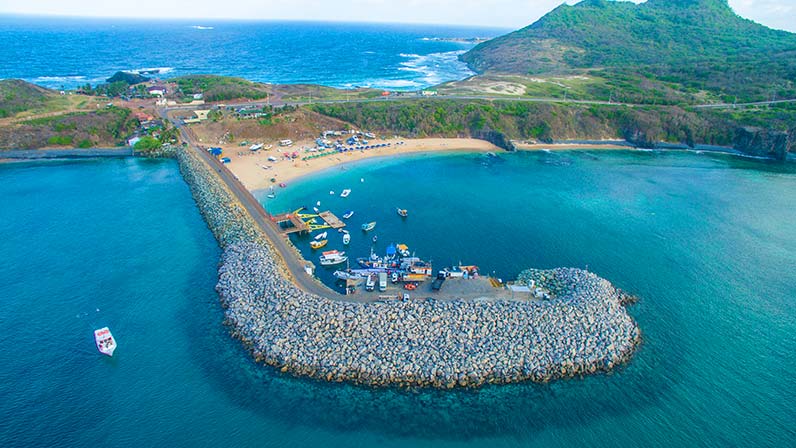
[[173, 75, 272, 102], [0, 106, 138, 149], [460, 0, 796, 104], [309, 99, 794, 158]]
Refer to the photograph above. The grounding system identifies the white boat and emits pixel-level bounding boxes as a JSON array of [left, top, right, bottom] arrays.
[[320, 250, 348, 266], [340, 189, 351, 198], [334, 270, 361, 280], [314, 231, 328, 240], [250, 143, 264, 151], [329, 190, 335, 195], [313, 207, 319, 213], [94, 327, 117, 357], [343, 210, 354, 219], [343, 233, 350, 245], [361, 221, 376, 232], [316, 201, 321, 207], [267, 156, 278, 162], [397, 208, 408, 217]]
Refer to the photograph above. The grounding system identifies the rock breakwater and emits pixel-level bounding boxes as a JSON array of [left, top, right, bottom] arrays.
[[177, 146, 641, 388]]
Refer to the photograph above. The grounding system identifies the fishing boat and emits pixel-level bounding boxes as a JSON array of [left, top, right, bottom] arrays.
[[340, 189, 351, 198], [94, 327, 117, 357], [386, 243, 397, 259], [396, 243, 410, 257], [310, 239, 328, 250], [397, 208, 408, 217], [319, 250, 347, 266], [314, 231, 328, 240], [361, 221, 376, 232], [333, 269, 361, 280], [343, 211, 354, 219], [343, 233, 350, 245]]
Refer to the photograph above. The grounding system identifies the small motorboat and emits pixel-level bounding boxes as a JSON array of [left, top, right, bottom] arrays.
[[397, 208, 408, 218], [340, 189, 351, 198], [343, 233, 350, 245], [316, 200, 321, 207], [372, 235, 378, 243], [94, 327, 117, 357], [329, 190, 335, 195], [343, 211, 354, 219], [313, 207, 319, 213], [279, 182, 287, 188], [319, 250, 347, 266], [310, 239, 328, 250], [314, 231, 328, 240], [361, 221, 376, 232]]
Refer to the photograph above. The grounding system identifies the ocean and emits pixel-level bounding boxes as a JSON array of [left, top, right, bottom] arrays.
[[1, 152, 794, 447], [0, 16, 503, 90]]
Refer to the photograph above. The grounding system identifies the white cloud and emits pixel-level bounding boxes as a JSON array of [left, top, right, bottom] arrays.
[[0, 0, 792, 32]]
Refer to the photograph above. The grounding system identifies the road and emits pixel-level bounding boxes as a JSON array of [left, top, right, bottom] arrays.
[[161, 92, 796, 116], [162, 109, 346, 300]]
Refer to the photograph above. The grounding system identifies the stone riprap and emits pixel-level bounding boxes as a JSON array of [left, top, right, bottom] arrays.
[[177, 146, 641, 388]]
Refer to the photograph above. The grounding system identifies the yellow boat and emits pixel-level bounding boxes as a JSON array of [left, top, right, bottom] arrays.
[[310, 239, 328, 249]]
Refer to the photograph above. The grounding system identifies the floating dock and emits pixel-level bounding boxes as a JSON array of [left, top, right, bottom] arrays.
[[273, 208, 345, 234]]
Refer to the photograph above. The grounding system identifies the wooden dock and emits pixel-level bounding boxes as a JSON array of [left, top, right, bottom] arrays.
[[318, 211, 345, 229], [273, 208, 346, 234], [272, 212, 310, 234]]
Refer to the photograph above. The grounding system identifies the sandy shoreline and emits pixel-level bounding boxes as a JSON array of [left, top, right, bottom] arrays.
[[221, 137, 500, 190]]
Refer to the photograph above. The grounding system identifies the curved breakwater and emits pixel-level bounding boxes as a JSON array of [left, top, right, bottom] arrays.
[[176, 146, 641, 387]]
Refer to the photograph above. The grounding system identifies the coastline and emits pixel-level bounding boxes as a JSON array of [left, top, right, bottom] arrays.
[[175, 143, 642, 388], [220, 137, 499, 190], [0, 147, 133, 162]]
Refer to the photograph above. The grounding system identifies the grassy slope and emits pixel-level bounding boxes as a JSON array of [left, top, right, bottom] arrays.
[[310, 99, 796, 158], [461, 0, 796, 103]]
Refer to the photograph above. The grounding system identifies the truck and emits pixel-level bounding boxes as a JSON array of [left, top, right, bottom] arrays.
[[431, 272, 446, 291], [378, 272, 388, 292]]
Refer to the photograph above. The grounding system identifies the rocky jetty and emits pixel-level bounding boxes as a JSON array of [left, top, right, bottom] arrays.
[[176, 146, 641, 388]]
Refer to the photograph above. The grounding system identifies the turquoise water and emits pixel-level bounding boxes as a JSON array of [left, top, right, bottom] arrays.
[[1, 153, 795, 447]]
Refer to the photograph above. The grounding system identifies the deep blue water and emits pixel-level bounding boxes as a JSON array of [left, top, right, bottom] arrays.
[[0, 16, 503, 90], [1, 153, 795, 447]]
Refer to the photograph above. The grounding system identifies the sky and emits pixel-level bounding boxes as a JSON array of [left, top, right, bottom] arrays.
[[0, 0, 793, 32]]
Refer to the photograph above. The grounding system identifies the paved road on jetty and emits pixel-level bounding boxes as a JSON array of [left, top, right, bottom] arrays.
[[162, 110, 346, 300]]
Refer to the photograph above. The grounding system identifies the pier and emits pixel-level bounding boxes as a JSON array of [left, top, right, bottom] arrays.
[[272, 208, 346, 235]]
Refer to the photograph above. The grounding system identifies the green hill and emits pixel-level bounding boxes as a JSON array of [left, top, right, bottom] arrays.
[[461, 0, 796, 103], [0, 79, 54, 118]]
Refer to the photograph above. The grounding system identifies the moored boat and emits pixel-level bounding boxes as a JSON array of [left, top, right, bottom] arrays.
[[361, 221, 376, 232], [340, 189, 351, 198], [343, 211, 354, 219], [343, 233, 350, 245], [310, 239, 328, 249], [320, 250, 347, 266], [314, 231, 328, 240], [94, 327, 116, 357]]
